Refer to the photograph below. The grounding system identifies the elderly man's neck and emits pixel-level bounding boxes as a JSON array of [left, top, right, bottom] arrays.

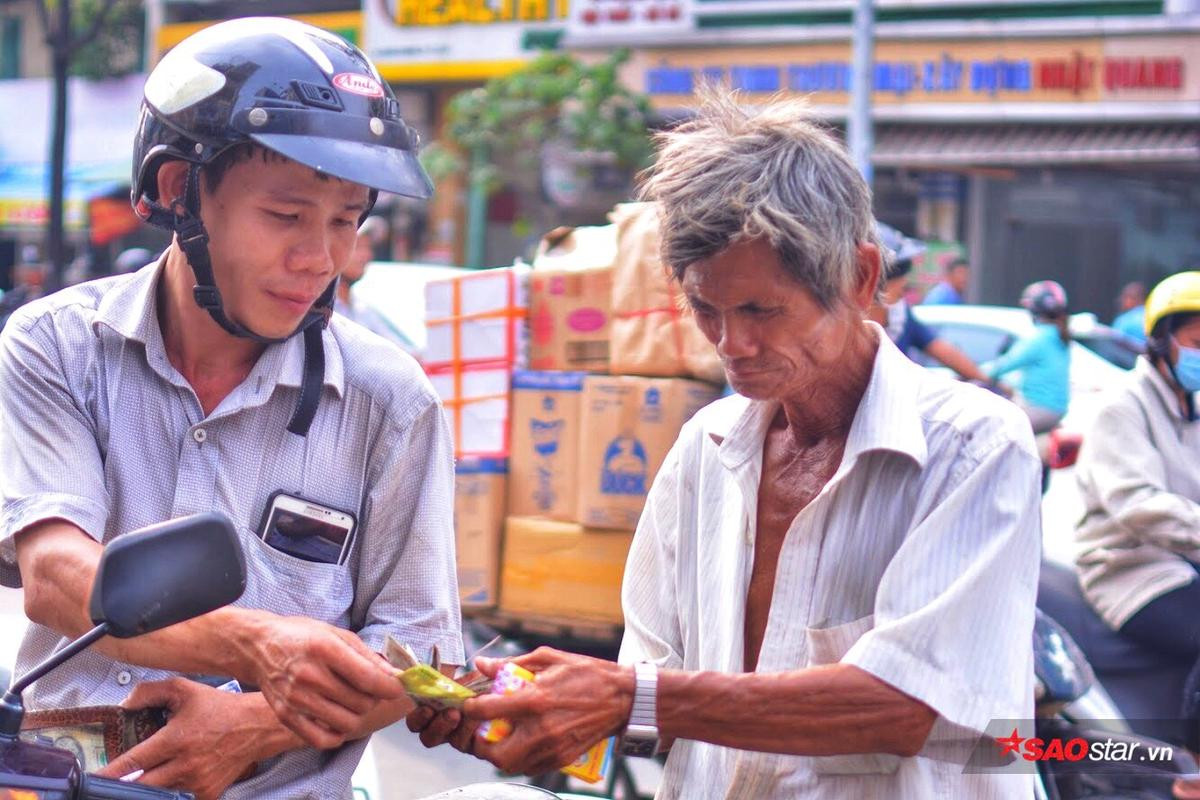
[[774, 322, 878, 447]]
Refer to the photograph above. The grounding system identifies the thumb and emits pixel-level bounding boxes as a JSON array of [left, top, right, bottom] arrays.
[[473, 656, 505, 679], [121, 679, 185, 713]]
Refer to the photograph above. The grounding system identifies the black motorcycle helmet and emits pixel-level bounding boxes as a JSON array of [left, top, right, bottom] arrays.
[[131, 17, 433, 435]]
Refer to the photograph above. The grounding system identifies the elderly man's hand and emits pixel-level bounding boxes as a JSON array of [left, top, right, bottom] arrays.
[[96, 679, 273, 800], [242, 615, 405, 749], [462, 647, 635, 776]]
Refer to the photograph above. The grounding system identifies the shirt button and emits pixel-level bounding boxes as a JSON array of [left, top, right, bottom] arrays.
[[116, 670, 132, 686], [193, 428, 207, 443]]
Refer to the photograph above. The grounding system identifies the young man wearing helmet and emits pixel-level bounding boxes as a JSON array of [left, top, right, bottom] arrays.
[[1073, 272, 1200, 753], [0, 18, 460, 800]]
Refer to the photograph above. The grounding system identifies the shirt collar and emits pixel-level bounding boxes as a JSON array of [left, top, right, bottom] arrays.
[[92, 254, 344, 398], [711, 323, 929, 473], [92, 253, 166, 345], [278, 326, 345, 398]]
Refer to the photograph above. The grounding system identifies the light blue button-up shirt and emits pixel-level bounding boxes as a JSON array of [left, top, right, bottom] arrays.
[[0, 259, 463, 799]]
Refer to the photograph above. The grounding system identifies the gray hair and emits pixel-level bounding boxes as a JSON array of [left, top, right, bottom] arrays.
[[638, 89, 881, 308]]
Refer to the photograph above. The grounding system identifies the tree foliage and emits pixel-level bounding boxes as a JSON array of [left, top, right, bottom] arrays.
[[69, 0, 143, 79], [421, 49, 655, 193]]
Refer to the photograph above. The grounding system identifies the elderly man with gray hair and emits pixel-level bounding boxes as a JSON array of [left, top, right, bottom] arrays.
[[412, 92, 1042, 798]]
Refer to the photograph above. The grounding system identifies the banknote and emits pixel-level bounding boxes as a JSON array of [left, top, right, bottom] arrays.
[[20, 722, 109, 770]]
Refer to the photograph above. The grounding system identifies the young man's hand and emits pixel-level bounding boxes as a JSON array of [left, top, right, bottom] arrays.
[[240, 615, 405, 749], [96, 679, 284, 800]]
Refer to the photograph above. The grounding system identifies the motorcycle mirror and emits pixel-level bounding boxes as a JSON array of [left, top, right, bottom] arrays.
[[88, 513, 247, 638], [1, 513, 246, 739]]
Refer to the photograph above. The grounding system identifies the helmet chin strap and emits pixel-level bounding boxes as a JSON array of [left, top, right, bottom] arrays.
[[165, 163, 331, 436]]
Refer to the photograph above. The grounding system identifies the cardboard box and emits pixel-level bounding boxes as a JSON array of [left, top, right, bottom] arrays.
[[528, 267, 613, 373], [532, 224, 618, 273], [424, 264, 529, 371], [500, 516, 633, 624], [577, 375, 721, 531], [428, 363, 511, 458], [454, 457, 508, 609], [508, 371, 586, 521], [608, 202, 725, 385]]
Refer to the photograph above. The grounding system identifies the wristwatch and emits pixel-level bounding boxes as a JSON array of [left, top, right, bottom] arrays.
[[618, 661, 660, 757]]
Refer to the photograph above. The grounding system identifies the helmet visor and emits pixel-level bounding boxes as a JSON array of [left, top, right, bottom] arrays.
[[251, 133, 433, 199]]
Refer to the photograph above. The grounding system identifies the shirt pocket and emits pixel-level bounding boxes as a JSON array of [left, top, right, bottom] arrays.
[[237, 526, 354, 629], [804, 614, 902, 777]]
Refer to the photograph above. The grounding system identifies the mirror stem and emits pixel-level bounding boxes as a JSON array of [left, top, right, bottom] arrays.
[[0, 622, 110, 738]]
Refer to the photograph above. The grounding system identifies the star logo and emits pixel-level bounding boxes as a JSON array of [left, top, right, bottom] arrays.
[[996, 728, 1025, 757]]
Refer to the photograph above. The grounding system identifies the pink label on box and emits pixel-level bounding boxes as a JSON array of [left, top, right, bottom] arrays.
[[567, 308, 607, 333]]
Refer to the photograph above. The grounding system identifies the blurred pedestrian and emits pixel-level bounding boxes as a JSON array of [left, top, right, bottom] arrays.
[[986, 280, 1072, 434], [922, 256, 969, 305], [335, 216, 417, 352], [872, 224, 990, 383], [1112, 281, 1148, 343]]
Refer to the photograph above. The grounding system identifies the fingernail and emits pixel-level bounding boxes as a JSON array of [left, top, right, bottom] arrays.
[[119, 770, 144, 782]]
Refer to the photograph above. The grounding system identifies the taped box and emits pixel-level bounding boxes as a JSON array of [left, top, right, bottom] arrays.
[[424, 264, 530, 371], [508, 371, 586, 521], [499, 516, 633, 624], [608, 202, 724, 385], [427, 363, 511, 459], [577, 375, 720, 531], [454, 457, 507, 609], [527, 267, 613, 373]]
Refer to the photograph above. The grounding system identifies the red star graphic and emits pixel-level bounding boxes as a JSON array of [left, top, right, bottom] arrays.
[[996, 728, 1025, 757]]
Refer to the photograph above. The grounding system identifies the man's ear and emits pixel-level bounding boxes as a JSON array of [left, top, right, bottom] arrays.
[[155, 161, 190, 212], [852, 242, 882, 312]]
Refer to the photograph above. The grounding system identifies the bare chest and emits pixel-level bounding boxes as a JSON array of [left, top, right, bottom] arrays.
[[743, 436, 845, 671]]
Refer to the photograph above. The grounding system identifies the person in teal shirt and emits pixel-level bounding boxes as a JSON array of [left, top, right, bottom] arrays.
[[986, 280, 1072, 434], [1112, 281, 1147, 344]]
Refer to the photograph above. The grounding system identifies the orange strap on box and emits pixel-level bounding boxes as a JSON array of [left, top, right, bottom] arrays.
[[612, 299, 687, 369]]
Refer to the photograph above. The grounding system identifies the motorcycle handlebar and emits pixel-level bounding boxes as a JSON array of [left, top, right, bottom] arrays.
[[78, 775, 195, 800]]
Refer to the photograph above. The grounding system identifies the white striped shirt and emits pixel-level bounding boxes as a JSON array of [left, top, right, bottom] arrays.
[[619, 328, 1041, 799]]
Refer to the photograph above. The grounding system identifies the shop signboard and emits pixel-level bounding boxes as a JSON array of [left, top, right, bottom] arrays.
[[618, 35, 1197, 109], [365, 0, 569, 81]]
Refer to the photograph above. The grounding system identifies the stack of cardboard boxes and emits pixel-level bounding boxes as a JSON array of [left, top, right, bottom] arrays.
[[438, 204, 724, 625]]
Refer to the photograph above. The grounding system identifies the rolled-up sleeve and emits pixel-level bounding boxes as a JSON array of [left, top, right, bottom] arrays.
[[351, 395, 464, 664], [0, 313, 109, 586], [842, 437, 1042, 735], [619, 443, 686, 670]]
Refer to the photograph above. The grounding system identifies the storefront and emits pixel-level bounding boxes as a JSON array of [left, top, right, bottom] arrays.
[[0, 73, 148, 285], [364, 0, 572, 266], [595, 30, 1200, 312]]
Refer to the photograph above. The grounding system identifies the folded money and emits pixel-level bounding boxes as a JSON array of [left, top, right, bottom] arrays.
[[382, 635, 492, 709]]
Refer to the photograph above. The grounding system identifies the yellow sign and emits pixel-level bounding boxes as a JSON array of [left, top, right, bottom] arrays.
[[0, 198, 86, 230], [155, 11, 362, 60], [396, 0, 567, 25]]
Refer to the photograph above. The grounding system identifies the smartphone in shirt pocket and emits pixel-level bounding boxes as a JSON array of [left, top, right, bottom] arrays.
[[257, 491, 357, 566]]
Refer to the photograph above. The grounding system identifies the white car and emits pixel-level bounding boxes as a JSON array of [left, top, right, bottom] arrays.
[[910, 305, 1136, 566]]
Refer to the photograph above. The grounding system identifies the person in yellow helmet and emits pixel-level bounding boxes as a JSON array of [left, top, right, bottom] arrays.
[[1072, 271, 1200, 767]]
